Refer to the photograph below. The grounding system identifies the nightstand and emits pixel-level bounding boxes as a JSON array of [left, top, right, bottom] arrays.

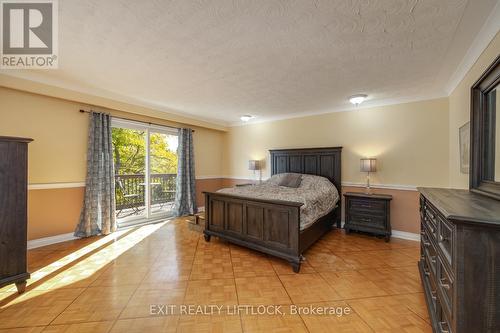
[[344, 192, 393, 241]]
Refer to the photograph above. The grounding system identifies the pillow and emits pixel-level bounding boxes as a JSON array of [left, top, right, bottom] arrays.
[[277, 173, 302, 188], [267, 173, 285, 185]]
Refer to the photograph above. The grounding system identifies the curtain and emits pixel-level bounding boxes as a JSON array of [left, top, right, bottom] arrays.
[[75, 112, 116, 237], [173, 128, 197, 216]]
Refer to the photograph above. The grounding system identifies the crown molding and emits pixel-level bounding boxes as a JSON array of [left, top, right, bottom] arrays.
[[444, 1, 500, 95], [1, 3, 497, 128], [0, 73, 229, 131], [229, 94, 447, 127]]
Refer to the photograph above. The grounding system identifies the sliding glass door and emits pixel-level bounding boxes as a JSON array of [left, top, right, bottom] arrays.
[[111, 119, 178, 227]]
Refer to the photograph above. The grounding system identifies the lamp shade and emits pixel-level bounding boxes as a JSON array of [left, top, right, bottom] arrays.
[[360, 158, 377, 172], [248, 160, 261, 171]]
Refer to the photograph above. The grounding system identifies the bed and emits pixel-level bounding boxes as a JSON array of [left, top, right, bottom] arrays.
[[203, 147, 342, 272]]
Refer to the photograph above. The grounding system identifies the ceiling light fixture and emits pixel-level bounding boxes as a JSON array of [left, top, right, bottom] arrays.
[[240, 115, 254, 122], [349, 94, 368, 106]]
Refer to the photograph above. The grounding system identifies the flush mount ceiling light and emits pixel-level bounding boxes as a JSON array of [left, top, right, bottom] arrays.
[[240, 115, 254, 122], [349, 94, 368, 106]]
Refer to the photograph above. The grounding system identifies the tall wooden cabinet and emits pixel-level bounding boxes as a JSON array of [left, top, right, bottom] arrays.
[[0, 136, 32, 293]]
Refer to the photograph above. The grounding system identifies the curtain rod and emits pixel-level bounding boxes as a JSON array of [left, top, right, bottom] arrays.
[[79, 109, 194, 132]]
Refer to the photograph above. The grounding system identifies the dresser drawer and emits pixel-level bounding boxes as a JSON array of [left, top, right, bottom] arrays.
[[438, 301, 454, 333], [423, 203, 439, 239], [422, 229, 438, 277], [422, 210, 438, 241], [421, 258, 438, 313], [348, 213, 386, 229], [437, 256, 454, 320], [348, 198, 386, 215], [437, 217, 454, 268]]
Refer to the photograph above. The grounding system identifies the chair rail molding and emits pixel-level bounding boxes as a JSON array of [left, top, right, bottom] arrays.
[[28, 182, 86, 190]]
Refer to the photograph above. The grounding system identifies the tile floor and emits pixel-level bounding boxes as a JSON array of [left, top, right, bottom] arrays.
[[0, 218, 430, 332]]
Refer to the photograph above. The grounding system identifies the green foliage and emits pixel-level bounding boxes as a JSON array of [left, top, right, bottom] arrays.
[[150, 133, 178, 174], [112, 128, 177, 175]]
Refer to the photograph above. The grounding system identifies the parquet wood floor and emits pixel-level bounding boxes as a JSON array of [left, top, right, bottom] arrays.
[[0, 218, 429, 332]]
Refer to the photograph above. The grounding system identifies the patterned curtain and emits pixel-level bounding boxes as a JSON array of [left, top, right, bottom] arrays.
[[173, 128, 197, 216], [75, 112, 116, 237]]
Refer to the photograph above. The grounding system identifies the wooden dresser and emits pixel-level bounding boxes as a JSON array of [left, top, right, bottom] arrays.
[[419, 187, 500, 333], [0, 136, 32, 294]]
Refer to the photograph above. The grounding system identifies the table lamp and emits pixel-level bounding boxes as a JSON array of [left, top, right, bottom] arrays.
[[249, 160, 261, 184], [360, 158, 377, 194]]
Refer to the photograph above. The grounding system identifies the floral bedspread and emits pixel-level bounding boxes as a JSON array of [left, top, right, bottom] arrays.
[[217, 173, 339, 230]]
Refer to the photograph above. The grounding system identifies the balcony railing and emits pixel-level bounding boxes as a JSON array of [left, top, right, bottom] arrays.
[[115, 173, 176, 217]]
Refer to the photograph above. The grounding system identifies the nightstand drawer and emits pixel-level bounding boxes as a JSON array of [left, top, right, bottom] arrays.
[[348, 199, 386, 215], [348, 213, 385, 229]]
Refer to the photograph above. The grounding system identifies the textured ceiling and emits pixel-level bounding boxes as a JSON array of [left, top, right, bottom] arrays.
[[2, 0, 497, 125]]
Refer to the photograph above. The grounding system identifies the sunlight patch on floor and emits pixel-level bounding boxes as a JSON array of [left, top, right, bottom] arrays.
[[0, 222, 167, 306]]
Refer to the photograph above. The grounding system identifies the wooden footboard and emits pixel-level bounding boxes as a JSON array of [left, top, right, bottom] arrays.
[[203, 191, 304, 271]]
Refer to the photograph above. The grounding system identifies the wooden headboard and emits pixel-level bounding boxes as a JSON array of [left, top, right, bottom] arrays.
[[269, 147, 342, 191]]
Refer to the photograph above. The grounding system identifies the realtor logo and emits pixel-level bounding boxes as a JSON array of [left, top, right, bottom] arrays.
[[1, 0, 58, 68]]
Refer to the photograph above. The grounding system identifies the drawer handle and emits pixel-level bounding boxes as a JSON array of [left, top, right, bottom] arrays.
[[431, 257, 436, 264], [423, 268, 430, 277], [440, 279, 450, 290], [423, 241, 431, 247], [357, 204, 372, 208], [439, 321, 450, 333], [439, 235, 448, 242], [424, 217, 435, 231]]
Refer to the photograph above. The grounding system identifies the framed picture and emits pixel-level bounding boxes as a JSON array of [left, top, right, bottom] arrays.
[[459, 122, 470, 174]]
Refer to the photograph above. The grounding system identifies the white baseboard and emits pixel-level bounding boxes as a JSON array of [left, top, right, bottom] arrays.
[[26, 221, 419, 251], [391, 230, 420, 242], [341, 221, 419, 242], [27, 232, 78, 250]]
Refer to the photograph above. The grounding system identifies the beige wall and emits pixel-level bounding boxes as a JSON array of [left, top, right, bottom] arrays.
[[0, 87, 225, 183], [5, 31, 499, 239], [222, 98, 450, 235], [224, 98, 450, 188], [28, 179, 221, 240], [342, 186, 420, 234], [449, 31, 500, 188], [28, 188, 84, 240], [0, 87, 226, 240]]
